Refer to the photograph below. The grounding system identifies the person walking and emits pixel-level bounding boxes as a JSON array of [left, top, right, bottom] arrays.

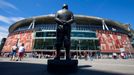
[[90, 52, 95, 61], [16, 43, 25, 61], [10, 45, 17, 61]]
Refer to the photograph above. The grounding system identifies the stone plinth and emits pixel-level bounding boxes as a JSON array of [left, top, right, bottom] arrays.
[[47, 59, 78, 73]]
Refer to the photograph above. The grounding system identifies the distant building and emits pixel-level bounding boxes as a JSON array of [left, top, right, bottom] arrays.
[[130, 30, 134, 48], [0, 38, 6, 53]]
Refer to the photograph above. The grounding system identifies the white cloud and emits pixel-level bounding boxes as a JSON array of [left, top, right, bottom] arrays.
[[0, 32, 8, 37], [0, 15, 24, 42], [0, 26, 8, 32], [0, 31, 8, 43], [0, 15, 24, 24], [10, 17, 25, 23], [0, 0, 18, 10], [0, 15, 12, 24], [0, 26, 8, 42], [0, 0, 20, 15]]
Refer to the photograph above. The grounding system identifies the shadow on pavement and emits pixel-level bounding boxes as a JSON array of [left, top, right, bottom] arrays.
[[0, 62, 127, 75], [78, 65, 92, 68]]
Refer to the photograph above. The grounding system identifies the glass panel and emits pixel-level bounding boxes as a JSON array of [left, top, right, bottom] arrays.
[[95, 40, 100, 50], [44, 39, 56, 50], [36, 32, 56, 37], [34, 39, 100, 50], [34, 39, 56, 50], [46, 32, 56, 37], [71, 40, 79, 50], [36, 32, 44, 37], [70, 39, 100, 50], [36, 32, 96, 38], [80, 40, 89, 50]]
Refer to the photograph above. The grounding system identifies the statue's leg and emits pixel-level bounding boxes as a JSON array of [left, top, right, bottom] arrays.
[[55, 42, 62, 60], [55, 29, 64, 60], [64, 36, 71, 60]]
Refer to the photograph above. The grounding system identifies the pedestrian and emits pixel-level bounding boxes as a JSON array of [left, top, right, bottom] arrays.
[[120, 52, 125, 59], [90, 52, 95, 61], [16, 43, 25, 61], [113, 53, 117, 59], [84, 51, 88, 60], [10, 44, 17, 61]]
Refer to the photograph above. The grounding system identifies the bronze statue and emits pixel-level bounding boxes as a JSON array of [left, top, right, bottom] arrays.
[[55, 4, 74, 60]]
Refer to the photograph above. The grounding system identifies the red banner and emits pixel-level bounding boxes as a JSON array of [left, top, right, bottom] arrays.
[[2, 30, 33, 52], [96, 30, 133, 53]]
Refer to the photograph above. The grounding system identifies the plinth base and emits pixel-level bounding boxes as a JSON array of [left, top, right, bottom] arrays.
[[47, 59, 78, 73]]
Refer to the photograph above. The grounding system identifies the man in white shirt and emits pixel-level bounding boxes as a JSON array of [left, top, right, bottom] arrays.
[[16, 43, 25, 61]]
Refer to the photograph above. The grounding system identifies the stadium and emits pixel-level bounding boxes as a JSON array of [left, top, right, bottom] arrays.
[[2, 14, 134, 57]]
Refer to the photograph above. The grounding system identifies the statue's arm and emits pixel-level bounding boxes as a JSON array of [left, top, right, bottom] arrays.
[[55, 13, 63, 25], [66, 14, 74, 24]]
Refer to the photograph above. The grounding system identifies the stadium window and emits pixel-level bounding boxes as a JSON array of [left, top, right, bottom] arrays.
[[36, 32, 44, 37]]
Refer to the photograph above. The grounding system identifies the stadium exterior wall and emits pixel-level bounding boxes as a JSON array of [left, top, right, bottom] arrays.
[[2, 15, 134, 56]]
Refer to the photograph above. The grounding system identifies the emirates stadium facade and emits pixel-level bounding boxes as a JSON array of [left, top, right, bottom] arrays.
[[2, 14, 134, 56]]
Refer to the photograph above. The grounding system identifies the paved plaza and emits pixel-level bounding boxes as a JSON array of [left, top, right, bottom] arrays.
[[0, 57, 134, 75]]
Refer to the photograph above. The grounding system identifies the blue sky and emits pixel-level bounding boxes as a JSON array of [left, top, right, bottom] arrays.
[[0, 0, 134, 41]]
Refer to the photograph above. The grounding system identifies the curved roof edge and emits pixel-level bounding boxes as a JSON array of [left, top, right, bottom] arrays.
[[9, 14, 130, 33]]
